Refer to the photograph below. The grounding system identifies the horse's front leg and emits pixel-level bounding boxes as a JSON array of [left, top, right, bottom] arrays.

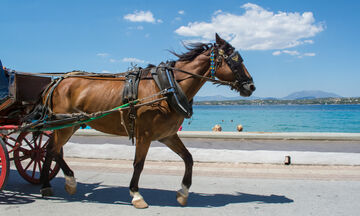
[[129, 136, 151, 209], [159, 134, 193, 206]]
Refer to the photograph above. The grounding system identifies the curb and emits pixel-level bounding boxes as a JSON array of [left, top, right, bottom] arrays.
[[74, 129, 360, 141], [64, 143, 360, 166], [67, 130, 360, 165]]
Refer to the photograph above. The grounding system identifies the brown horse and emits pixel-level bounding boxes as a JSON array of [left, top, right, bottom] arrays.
[[39, 33, 255, 208]]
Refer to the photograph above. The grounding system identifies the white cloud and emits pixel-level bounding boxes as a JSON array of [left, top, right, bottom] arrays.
[[127, 25, 144, 30], [272, 50, 316, 58], [122, 57, 146, 63], [272, 51, 282, 56], [303, 52, 316, 57], [175, 3, 324, 50], [282, 50, 300, 56], [124, 10, 160, 23], [178, 10, 185, 15], [97, 53, 109, 57]]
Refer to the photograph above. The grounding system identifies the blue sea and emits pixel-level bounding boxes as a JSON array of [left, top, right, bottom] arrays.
[[181, 105, 360, 133]]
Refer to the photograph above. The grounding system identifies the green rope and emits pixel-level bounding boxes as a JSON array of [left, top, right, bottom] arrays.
[[29, 100, 139, 132]]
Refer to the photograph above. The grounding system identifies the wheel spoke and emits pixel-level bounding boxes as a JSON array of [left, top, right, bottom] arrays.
[[23, 137, 34, 150], [33, 137, 37, 149], [18, 155, 31, 161], [42, 137, 50, 149], [24, 159, 34, 171], [4, 136, 16, 148], [32, 161, 37, 178], [17, 146, 31, 154], [38, 161, 42, 173]]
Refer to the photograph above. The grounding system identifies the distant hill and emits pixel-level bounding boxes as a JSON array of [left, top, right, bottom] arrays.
[[194, 95, 260, 101], [195, 90, 342, 102], [282, 90, 341, 100]]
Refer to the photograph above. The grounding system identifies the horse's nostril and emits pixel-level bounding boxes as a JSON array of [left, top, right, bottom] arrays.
[[250, 84, 256, 91]]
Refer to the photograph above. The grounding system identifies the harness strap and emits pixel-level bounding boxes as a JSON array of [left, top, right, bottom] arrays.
[[45, 77, 64, 115], [210, 47, 216, 79], [119, 110, 130, 139], [19, 77, 64, 132], [128, 102, 136, 145]]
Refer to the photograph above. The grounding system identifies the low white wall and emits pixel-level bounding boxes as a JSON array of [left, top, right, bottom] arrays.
[[65, 131, 360, 165], [74, 129, 360, 141]]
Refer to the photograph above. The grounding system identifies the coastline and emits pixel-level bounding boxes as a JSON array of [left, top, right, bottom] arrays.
[[194, 98, 360, 105]]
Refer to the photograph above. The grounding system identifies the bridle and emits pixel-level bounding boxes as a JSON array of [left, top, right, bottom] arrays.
[[169, 43, 254, 91], [210, 43, 253, 87]]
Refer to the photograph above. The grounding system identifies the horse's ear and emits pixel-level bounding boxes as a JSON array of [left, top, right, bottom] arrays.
[[215, 33, 225, 45]]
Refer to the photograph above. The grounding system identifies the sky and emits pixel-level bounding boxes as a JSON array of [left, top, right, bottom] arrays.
[[1, 0, 359, 98]]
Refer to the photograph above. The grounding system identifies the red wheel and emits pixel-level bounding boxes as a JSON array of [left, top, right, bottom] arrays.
[[0, 138, 10, 190], [13, 131, 61, 184]]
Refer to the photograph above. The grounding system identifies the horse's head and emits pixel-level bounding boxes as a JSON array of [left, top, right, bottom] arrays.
[[212, 33, 255, 97]]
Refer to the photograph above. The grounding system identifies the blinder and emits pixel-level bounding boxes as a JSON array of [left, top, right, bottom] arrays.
[[217, 47, 253, 86]]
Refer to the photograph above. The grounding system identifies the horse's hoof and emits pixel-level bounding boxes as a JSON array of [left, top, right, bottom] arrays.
[[65, 184, 77, 195], [41, 187, 54, 197], [132, 198, 149, 209], [64, 175, 77, 195], [176, 191, 188, 206]]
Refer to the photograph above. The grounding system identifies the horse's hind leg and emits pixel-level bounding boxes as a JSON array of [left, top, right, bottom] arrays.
[[55, 153, 77, 195], [159, 134, 193, 206], [54, 127, 78, 195], [40, 127, 78, 196], [40, 136, 56, 196]]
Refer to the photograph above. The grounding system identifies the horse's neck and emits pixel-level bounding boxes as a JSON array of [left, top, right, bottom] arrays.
[[174, 54, 210, 101]]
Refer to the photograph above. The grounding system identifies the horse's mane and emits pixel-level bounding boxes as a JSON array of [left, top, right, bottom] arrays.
[[171, 43, 213, 62]]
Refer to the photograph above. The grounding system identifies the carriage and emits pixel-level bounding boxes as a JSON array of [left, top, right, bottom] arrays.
[[0, 61, 61, 190]]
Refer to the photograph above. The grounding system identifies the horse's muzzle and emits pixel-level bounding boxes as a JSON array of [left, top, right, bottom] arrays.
[[240, 82, 256, 97]]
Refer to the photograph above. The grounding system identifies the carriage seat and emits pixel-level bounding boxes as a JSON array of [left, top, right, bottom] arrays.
[[0, 60, 9, 101]]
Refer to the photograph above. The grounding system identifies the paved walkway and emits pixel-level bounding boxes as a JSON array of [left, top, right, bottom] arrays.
[[1, 158, 360, 216]]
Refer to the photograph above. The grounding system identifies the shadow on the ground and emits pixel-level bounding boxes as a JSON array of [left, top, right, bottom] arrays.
[[1, 171, 293, 207]]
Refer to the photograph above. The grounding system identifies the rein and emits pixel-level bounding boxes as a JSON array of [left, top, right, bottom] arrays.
[[18, 88, 170, 133], [164, 65, 237, 88]]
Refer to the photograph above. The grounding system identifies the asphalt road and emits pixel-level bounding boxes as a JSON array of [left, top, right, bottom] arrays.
[[1, 158, 360, 216]]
